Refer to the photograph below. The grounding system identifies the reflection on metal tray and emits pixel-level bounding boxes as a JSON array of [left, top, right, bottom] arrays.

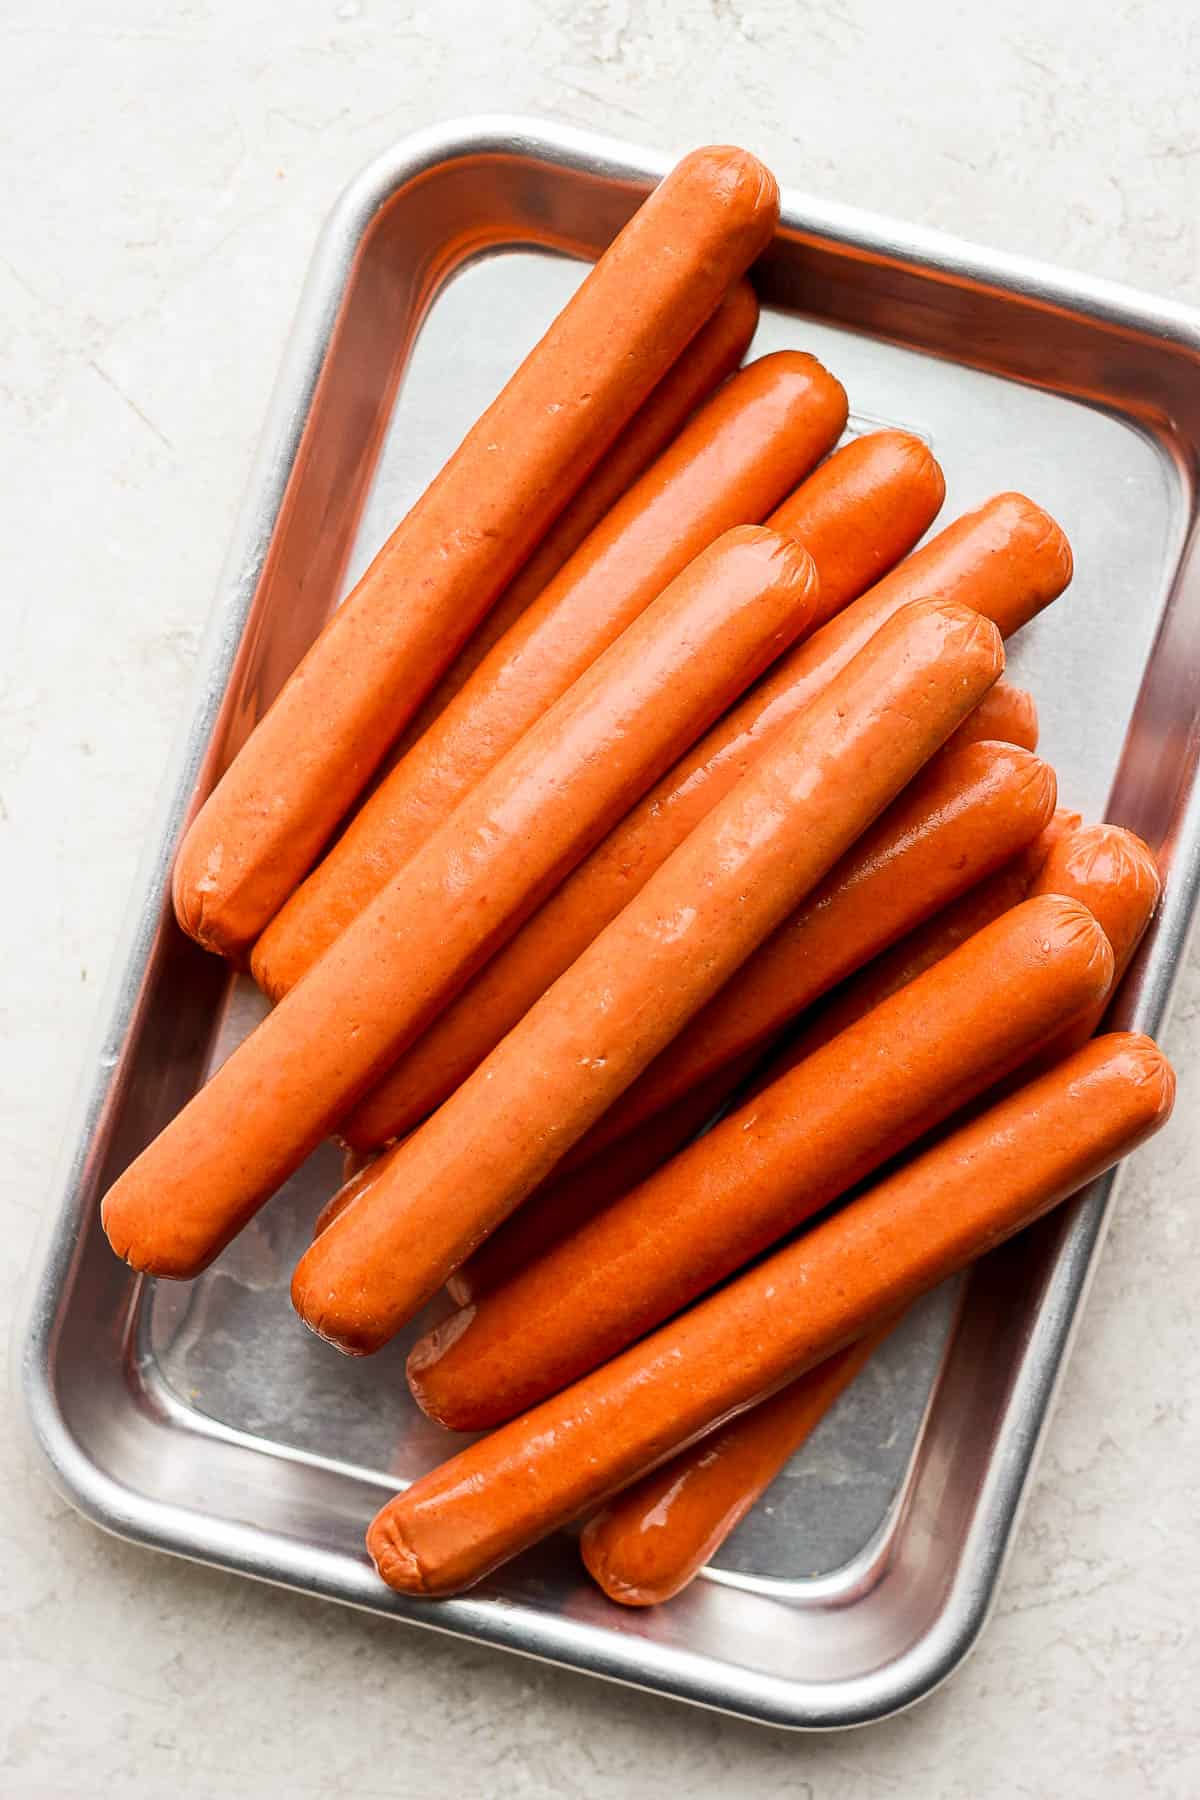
[[19, 117, 1200, 1730]]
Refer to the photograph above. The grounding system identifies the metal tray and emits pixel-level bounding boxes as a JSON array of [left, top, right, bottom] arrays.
[[18, 117, 1200, 1731]]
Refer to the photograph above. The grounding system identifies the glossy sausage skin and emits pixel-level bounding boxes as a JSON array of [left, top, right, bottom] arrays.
[[942, 680, 1038, 754], [766, 429, 945, 627], [369, 1034, 1174, 1596], [345, 492, 1066, 1152], [323, 1065, 748, 1275], [581, 1324, 893, 1606], [446, 741, 1053, 1303], [103, 527, 818, 1278], [171, 147, 780, 960], [1028, 807, 1088, 869], [388, 284, 760, 757], [443, 1057, 756, 1306], [294, 599, 1003, 1351], [787, 807, 1085, 1064], [408, 895, 1113, 1430], [1027, 822, 1161, 1060], [253, 352, 848, 998], [562, 738, 1057, 1170]]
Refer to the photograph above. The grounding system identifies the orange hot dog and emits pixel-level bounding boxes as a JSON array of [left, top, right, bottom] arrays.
[[559, 738, 1057, 1171], [252, 352, 848, 999], [766, 429, 945, 627], [103, 528, 817, 1278], [408, 895, 1113, 1430], [446, 745, 1054, 1304], [1027, 823, 1161, 1058], [171, 147, 780, 961], [370, 1034, 1174, 1596], [389, 283, 760, 755], [942, 680, 1038, 754], [581, 1322, 894, 1606], [294, 599, 1003, 1352], [786, 807, 1085, 1064], [346, 492, 1067, 1153]]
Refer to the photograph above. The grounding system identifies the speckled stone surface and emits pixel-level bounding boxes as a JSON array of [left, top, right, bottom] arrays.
[[2, 3, 1198, 1794]]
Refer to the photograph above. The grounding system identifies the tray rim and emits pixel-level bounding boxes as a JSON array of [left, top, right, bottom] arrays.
[[16, 112, 1200, 1733]]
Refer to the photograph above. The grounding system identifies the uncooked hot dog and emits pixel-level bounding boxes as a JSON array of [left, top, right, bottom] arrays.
[[293, 598, 1004, 1351], [171, 146, 780, 959], [766, 428, 945, 627], [369, 1034, 1173, 1596], [1027, 822, 1161, 1059]]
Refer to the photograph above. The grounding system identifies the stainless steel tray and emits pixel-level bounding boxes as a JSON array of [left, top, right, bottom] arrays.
[[19, 117, 1200, 1731]]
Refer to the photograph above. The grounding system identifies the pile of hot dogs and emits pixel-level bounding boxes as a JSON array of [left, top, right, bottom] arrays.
[[101, 144, 1176, 1608]]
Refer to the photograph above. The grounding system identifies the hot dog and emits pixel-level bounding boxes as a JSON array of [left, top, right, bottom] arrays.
[[942, 680, 1038, 754], [787, 807, 1085, 1063], [1029, 820, 1158, 1015], [766, 428, 945, 627], [171, 146, 781, 960], [408, 894, 1113, 1430], [293, 598, 1004, 1351], [1027, 823, 1161, 1057], [103, 527, 818, 1278], [252, 352, 848, 999], [446, 743, 1055, 1304], [345, 493, 1068, 1153], [556, 738, 1057, 1171], [369, 1033, 1174, 1596], [580, 1323, 894, 1606], [388, 283, 760, 755]]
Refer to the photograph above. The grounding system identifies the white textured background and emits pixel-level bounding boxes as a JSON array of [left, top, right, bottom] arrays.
[[3, 3, 1199, 1795]]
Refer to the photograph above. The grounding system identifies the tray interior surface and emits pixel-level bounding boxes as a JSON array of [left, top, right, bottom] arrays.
[[33, 131, 1200, 1727]]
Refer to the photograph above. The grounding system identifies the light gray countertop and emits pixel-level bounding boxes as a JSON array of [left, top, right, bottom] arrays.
[[2, 3, 1198, 1794]]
